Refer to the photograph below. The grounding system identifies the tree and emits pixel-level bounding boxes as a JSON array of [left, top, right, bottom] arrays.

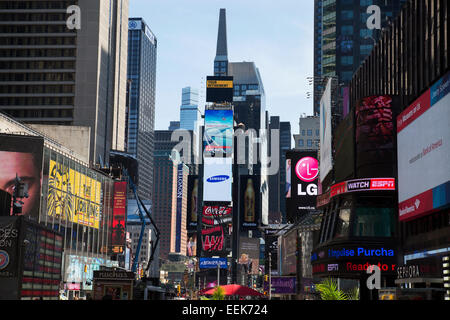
[[316, 278, 348, 300], [211, 286, 225, 300]]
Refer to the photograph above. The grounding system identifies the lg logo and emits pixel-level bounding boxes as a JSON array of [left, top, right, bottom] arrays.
[[296, 157, 318, 196]]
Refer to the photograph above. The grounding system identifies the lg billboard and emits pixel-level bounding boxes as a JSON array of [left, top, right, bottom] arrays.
[[286, 150, 319, 222], [397, 71, 450, 222]]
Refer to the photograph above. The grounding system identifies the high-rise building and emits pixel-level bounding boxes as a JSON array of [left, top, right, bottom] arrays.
[[126, 17, 157, 201], [293, 116, 320, 150], [314, 0, 406, 116], [179, 87, 200, 131], [213, 8, 228, 77], [168, 121, 180, 131], [0, 0, 130, 165], [152, 130, 188, 261], [268, 116, 291, 224]]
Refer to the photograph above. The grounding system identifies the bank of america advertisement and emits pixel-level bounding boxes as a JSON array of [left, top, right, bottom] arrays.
[[397, 71, 450, 222], [203, 157, 232, 202], [204, 109, 234, 157], [319, 78, 333, 182]]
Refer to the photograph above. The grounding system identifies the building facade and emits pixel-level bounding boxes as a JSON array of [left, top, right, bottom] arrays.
[[293, 116, 320, 150], [0, 0, 130, 165], [126, 17, 157, 201], [179, 87, 200, 131]]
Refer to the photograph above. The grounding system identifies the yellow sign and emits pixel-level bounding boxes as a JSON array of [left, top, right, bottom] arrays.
[[47, 160, 102, 229], [206, 80, 233, 88]]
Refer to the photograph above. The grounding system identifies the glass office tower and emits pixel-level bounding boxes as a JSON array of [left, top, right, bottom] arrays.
[[126, 18, 157, 200]]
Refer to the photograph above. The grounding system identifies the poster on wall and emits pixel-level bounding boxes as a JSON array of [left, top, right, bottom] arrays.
[[238, 237, 260, 275], [0, 134, 44, 220], [239, 175, 261, 230], [397, 71, 450, 221]]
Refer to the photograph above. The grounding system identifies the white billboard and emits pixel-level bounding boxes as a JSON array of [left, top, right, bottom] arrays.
[[203, 157, 232, 202], [397, 72, 450, 221], [319, 78, 333, 182]]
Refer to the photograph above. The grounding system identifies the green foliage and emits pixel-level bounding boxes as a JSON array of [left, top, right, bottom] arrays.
[[211, 286, 225, 300], [316, 278, 348, 300], [347, 287, 360, 301]]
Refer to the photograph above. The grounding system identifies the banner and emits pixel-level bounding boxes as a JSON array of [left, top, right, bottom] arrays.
[[186, 175, 199, 231], [111, 181, 127, 253], [203, 157, 232, 202], [47, 159, 102, 229], [240, 175, 261, 230]]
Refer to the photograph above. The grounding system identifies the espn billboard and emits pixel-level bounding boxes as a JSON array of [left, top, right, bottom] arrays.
[[397, 71, 450, 222]]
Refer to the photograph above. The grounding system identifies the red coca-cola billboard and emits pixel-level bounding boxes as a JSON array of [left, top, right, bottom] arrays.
[[200, 205, 232, 257]]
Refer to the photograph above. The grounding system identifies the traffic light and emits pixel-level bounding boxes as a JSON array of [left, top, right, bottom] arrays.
[[264, 275, 268, 282]]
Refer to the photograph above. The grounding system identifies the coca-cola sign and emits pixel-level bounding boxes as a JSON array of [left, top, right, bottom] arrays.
[[202, 206, 232, 217]]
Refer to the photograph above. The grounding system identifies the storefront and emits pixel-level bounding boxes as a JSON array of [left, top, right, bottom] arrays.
[[93, 268, 135, 300]]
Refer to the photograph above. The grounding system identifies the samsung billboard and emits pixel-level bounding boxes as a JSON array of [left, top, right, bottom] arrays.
[[202, 157, 232, 202], [397, 71, 450, 222]]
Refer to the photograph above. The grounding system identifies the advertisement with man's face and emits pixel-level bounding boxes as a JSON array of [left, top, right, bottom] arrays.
[[0, 134, 44, 220]]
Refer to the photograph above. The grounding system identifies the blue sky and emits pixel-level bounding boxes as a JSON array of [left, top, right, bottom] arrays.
[[129, 0, 315, 135]]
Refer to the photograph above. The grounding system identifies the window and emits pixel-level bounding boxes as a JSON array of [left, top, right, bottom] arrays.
[[307, 129, 312, 136], [352, 207, 395, 237], [334, 208, 351, 239], [298, 139, 304, 147], [341, 56, 353, 66], [307, 139, 312, 147], [302, 130, 306, 136], [316, 129, 320, 136]]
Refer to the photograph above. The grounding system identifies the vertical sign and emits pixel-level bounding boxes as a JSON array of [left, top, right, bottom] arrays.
[[175, 164, 184, 253], [186, 175, 199, 231], [111, 181, 127, 253], [240, 175, 261, 230]]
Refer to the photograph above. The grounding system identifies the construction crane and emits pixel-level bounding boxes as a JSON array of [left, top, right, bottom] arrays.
[[123, 169, 160, 277]]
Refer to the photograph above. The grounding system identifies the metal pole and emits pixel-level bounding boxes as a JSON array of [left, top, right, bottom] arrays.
[[269, 252, 272, 300], [217, 263, 220, 287]]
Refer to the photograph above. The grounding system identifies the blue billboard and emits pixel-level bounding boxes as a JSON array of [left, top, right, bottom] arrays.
[[204, 109, 234, 157], [199, 258, 228, 269]]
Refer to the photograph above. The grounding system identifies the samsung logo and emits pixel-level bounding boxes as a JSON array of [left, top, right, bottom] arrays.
[[206, 175, 230, 183]]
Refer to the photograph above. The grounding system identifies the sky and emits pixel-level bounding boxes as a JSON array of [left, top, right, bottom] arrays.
[[129, 0, 315, 136]]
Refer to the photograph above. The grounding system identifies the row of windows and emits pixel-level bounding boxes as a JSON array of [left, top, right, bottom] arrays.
[[297, 139, 316, 148], [3, 108, 73, 119], [301, 129, 319, 136], [0, 13, 68, 22], [0, 48, 76, 58], [0, 72, 75, 82], [0, 25, 75, 34], [0, 96, 74, 106], [0, 84, 74, 94], [0, 36, 76, 46], [0, 60, 75, 70], [0, 1, 76, 10]]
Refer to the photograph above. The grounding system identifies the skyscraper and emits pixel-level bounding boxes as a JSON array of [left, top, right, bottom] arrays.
[[314, 0, 406, 116], [126, 17, 157, 201], [152, 130, 188, 261], [0, 0, 130, 165], [213, 8, 228, 77], [179, 87, 201, 131]]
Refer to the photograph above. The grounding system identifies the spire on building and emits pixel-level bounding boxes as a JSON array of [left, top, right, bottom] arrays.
[[214, 8, 228, 76]]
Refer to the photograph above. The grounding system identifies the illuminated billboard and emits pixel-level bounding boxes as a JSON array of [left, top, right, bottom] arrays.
[[0, 134, 44, 220], [203, 109, 234, 157], [397, 71, 450, 221], [356, 95, 399, 178], [206, 76, 233, 103], [239, 175, 260, 230], [238, 237, 260, 275], [203, 157, 232, 202], [111, 181, 127, 252], [47, 159, 102, 229], [286, 151, 319, 222], [186, 175, 199, 231], [200, 205, 232, 257]]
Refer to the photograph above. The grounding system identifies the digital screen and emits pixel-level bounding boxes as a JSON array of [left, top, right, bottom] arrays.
[[111, 181, 127, 251], [203, 109, 234, 157], [239, 175, 261, 230], [206, 76, 233, 103], [0, 134, 44, 220]]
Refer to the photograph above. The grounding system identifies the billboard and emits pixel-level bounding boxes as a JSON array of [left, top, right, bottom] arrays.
[[286, 159, 291, 198], [334, 112, 354, 182], [203, 157, 232, 202], [281, 229, 297, 276], [186, 175, 199, 231], [319, 78, 332, 182], [239, 175, 261, 230], [238, 237, 260, 275], [111, 181, 127, 253], [199, 258, 228, 269], [264, 276, 297, 295], [175, 164, 186, 253], [206, 76, 233, 103], [203, 109, 234, 157], [356, 95, 399, 178], [286, 151, 319, 222], [0, 134, 44, 220], [47, 159, 102, 229], [200, 205, 232, 257], [397, 71, 450, 221]]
